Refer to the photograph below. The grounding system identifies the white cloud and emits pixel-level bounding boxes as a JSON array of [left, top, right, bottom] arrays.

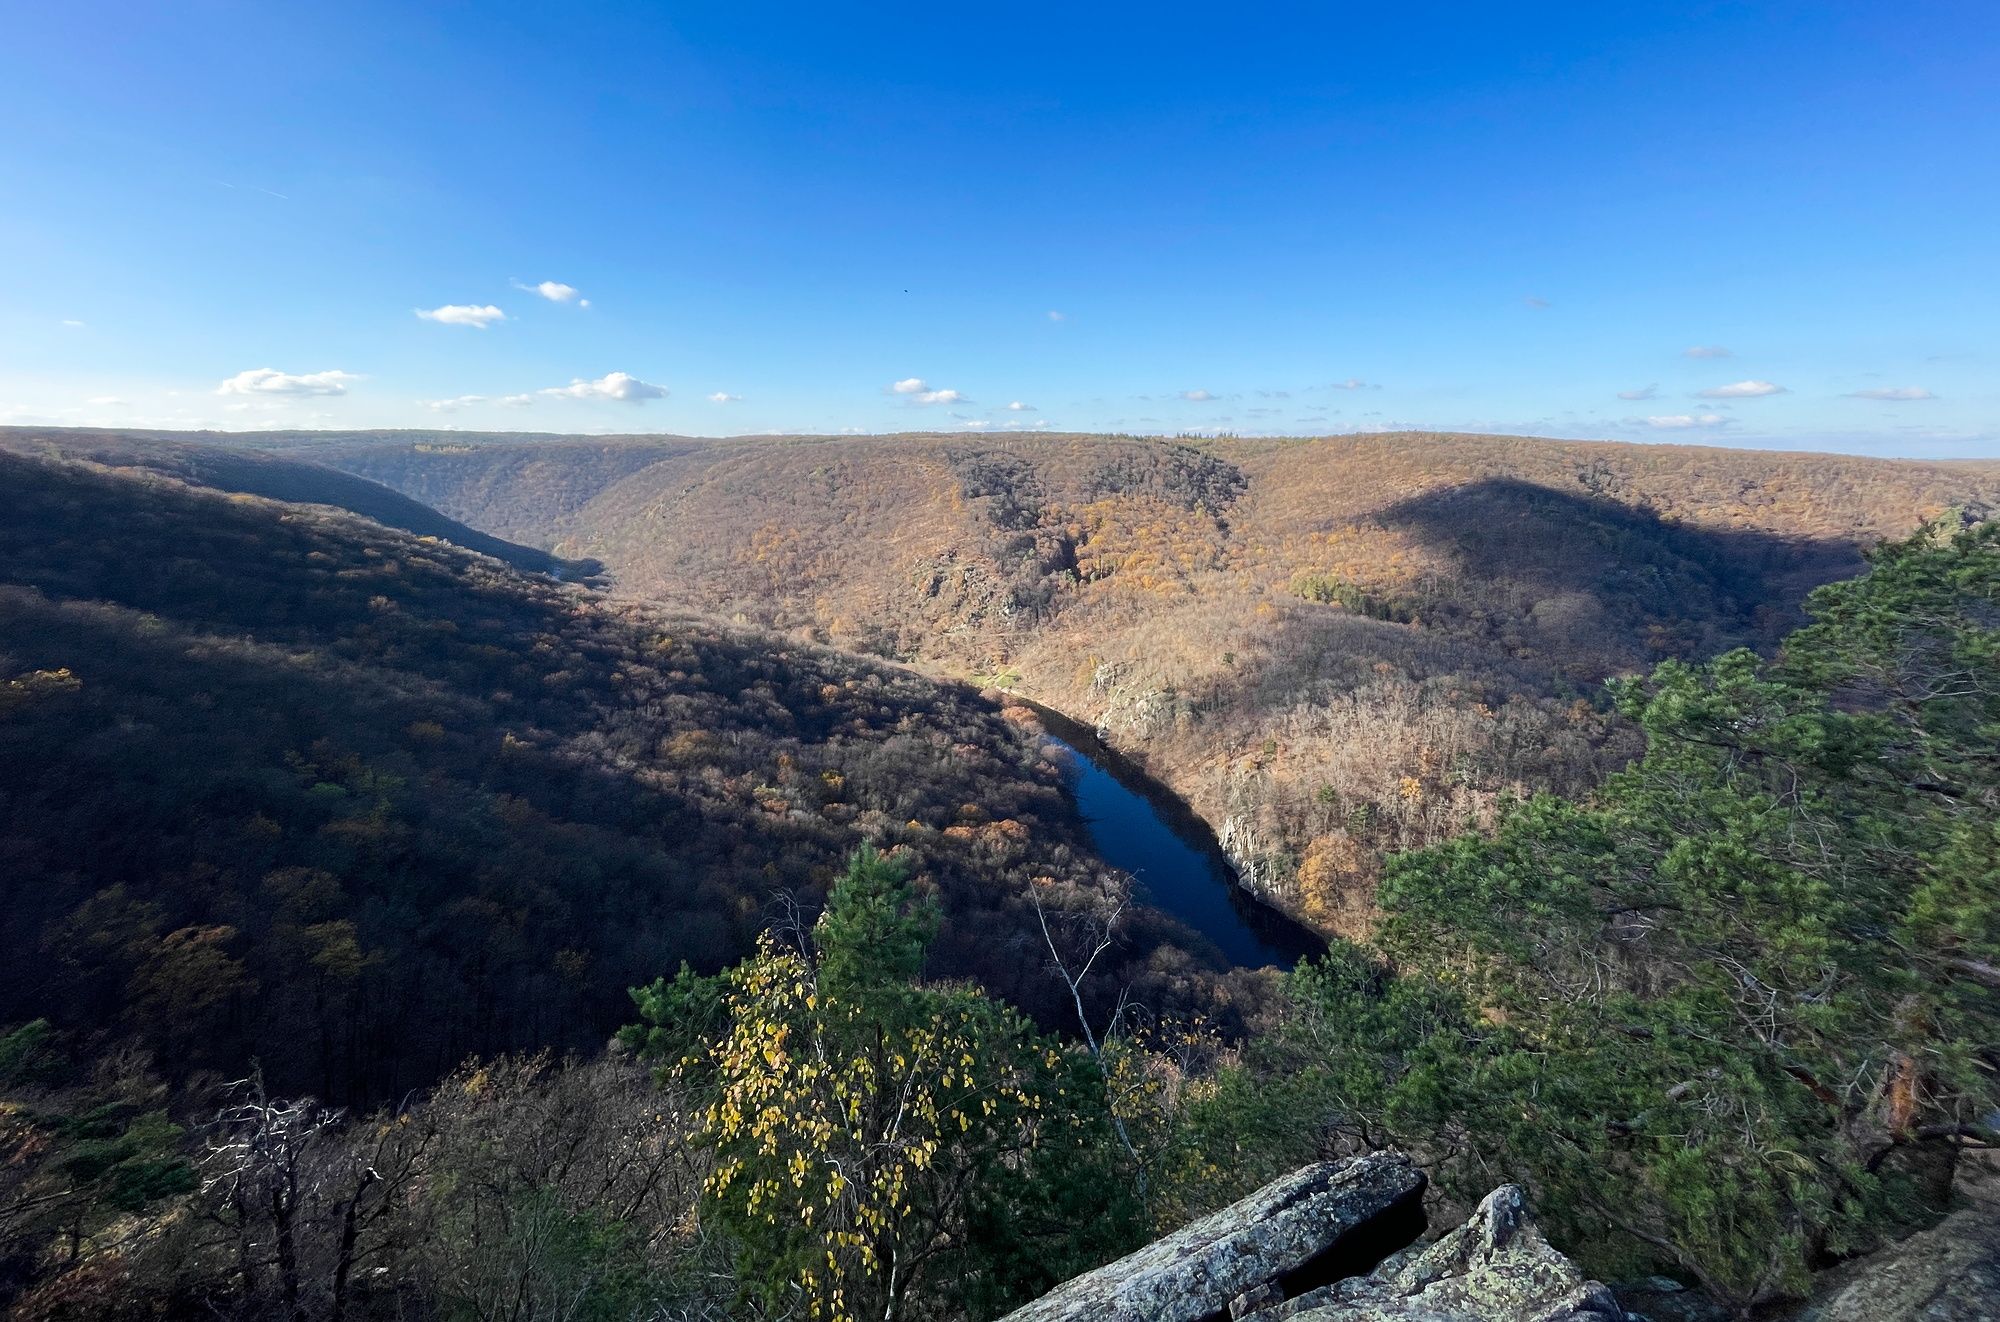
[[1006, 400, 1033, 411], [708, 391, 742, 404], [216, 368, 361, 397], [1617, 385, 1657, 400], [960, 419, 991, 428], [1181, 389, 1215, 401], [61, 319, 86, 329], [888, 377, 964, 404], [1683, 345, 1733, 359], [421, 395, 488, 412], [1047, 310, 1065, 322], [1699, 379, 1785, 398], [514, 280, 582, 304], [499, 394, 536, 407], [86, 395, 128, 407], [1523, 296, 1551, 309], [1642, 414, 1728, 429], [542, 371, 667, 402], [417, 303, 507, 328], [1846, 386, 1934, 401], [1329, 378, 1374, 390]]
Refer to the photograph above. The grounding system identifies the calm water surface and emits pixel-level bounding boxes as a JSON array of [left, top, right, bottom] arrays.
[[1047, 732, 1319, 970]]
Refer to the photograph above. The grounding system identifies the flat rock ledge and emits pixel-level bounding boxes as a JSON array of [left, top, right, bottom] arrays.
[[1000, 1154, 1624, 1322]]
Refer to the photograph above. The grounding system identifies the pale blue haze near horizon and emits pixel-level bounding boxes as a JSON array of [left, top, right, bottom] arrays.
[[2, 1, 1995, 454]]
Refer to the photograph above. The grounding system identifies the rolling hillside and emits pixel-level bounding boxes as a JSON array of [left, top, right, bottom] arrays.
[[259, 428, 2000, 937], [0, 447, 1249, 1105]]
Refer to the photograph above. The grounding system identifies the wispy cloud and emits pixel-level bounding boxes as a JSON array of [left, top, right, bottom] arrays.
[[1006, 400, 1034, 411], [542, 371, 667, 402], [1047, 310, 1066, 322], [1180, 389, 1216, 401], [1617, 385, 1658, 400], [1698, 379, 1785, 398], [889, 377, 965, 405], [499, 394, 536, 407], [707, 391, 742, 404], [513, 279, 587, 307], [1328, 378, 1376, 391], [421, 395, 488, 412], [1846, 386, 1935, 401], [417, 303, 507, 328], [1523, 296, 1551, 309], [216, 368, 360, 397], [60, 319, 86, 329], [1682, 345, 1733, 359], [1642, 413, 1728, 429]]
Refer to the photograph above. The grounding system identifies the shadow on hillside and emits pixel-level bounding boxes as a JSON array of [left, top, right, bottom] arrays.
[[0, 430, 581, 577], [1374, 477, 1869, 668]]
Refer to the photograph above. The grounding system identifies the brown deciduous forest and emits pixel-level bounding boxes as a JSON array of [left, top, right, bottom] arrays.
[[140, 427, 2000, 938], [1, 427, 1994, 1322], [0, 447, 1256, 1106]]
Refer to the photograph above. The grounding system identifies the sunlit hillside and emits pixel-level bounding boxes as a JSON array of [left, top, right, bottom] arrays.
[[171, 425, 2000, 936]]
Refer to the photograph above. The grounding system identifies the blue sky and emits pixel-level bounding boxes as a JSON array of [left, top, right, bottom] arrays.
[[3, 1, 1996, 453]]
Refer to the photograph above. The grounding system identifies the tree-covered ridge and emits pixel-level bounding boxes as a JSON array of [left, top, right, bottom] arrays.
[[0, 514, 1992, 1320], [248, 427, 2000, 940], [0, 429, 576, 575], [1250, 516, 2000, 1310], [0, 451, 1242, 1105]]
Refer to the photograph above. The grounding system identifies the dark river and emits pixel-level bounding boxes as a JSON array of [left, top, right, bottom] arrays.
[[1036, 716, 1322, 970]]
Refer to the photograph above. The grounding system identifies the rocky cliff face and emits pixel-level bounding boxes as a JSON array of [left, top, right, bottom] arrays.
[[999, 1154, 1623, 1322]]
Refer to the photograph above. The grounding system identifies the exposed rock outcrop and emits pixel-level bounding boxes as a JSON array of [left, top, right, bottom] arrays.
[[1791, 1150, 2000, 1322], [1000, 1155, 1623, 1322], [998, 1153, 1426, 1322], [1276, 1185, 1625, 1321]]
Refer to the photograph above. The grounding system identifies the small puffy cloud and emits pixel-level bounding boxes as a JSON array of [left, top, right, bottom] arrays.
[[542, 371, 667, 402], [1847, 386, 1934, 401], [1047, 310, 1065, 322], [960, 419, 991, 428], [1617, 385, 1657, 401], [1642, 414, 1728, 429], [1698, 379, 1785, 398], [1181, 389, 1215, 401], [1329, 378, 1374, 390], [1682, 345, 1732, 359], [515, 280, 582, 303], [217, 368, 360, 397], [888, 377, 964, 404], [417, 303, 507, 328], [708, 391, 742, 404], [1006, 400, 1033, 411], [421, 395, 488, 412], [499, 393, 536, 407]]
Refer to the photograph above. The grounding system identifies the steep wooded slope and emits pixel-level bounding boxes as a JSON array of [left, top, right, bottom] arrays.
[[45, 428, 2000, 938], [0, 450, 1237, 1104]]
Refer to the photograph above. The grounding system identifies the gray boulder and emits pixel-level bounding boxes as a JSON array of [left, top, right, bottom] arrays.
[[1793, 1204, 2000, 1321], [997, 1153, 1427, 1322], [1277, 1184, 1626, 1321]]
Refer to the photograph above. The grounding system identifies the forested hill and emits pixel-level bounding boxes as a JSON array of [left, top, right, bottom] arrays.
[[0, 449, 1235, 1105], [210, 427, 2000, 939], [0, 428, 580, 576]]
